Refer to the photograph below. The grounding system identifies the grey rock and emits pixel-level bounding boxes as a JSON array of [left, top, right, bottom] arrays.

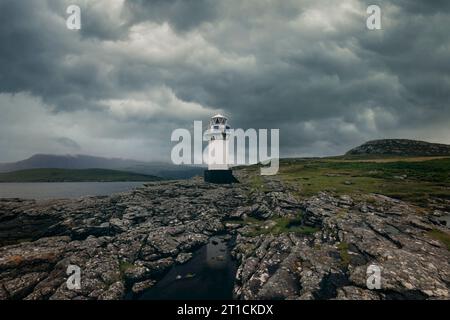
[[0, 174, 448, 301], [175, 253, 193, 264], [249, 204, 273, 220], [131, 280, 156, 294], [123, 266, 149, 283]]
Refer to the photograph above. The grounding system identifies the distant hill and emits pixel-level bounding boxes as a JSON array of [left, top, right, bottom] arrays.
[[346, 139, 450, 157], [0, 168, 161, 183], [0, 154, 204, 179]]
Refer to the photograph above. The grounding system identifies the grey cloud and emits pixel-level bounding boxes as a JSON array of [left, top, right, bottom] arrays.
[[55, 137, 81, 150], [377, 0, 450, 15], [123, 0, 218, 31], [0, 0, 449, 162]]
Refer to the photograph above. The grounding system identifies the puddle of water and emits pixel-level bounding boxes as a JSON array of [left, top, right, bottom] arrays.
[[133, 235, 237, 300]]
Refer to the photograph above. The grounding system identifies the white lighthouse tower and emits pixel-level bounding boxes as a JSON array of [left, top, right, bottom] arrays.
[[204, 114, 237, 183], [205, 114, 230, 170]]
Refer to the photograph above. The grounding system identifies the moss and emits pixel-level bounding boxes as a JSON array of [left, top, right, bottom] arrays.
[[365, 197, 378, 204], [337, 242, 350, 267], [243, 216, 319, 237], [249, 174, 266, 192], [427, 229, 450, 251], [335, 209, 348, 219], [295, 226, 320, 235], [119, 260, 134, 274], [224, 219, 245, 225]]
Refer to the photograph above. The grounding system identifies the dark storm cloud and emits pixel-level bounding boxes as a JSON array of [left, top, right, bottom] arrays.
[[0, 1, 100, 110], [123, 0, 218, 31], [379, 0, 450, 15], [0, 0, 449, 162]]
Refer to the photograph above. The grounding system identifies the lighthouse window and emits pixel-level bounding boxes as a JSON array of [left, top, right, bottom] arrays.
[[213, 125, 219, 129]]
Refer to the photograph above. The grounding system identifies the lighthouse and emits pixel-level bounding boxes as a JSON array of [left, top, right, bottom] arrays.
[[204, 114, 238, 183]]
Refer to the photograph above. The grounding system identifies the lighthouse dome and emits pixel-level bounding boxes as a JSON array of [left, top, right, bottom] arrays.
[[210, 114, 228, 126], [209, 114, 229, 129]]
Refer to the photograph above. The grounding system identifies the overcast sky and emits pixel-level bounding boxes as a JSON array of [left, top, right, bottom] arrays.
[[0, 0, 449, 162]]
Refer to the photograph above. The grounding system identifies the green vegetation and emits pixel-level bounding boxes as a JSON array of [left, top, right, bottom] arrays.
[[0, 168, 161, 182], [119, 260, 134, 274], [231, 215, 319, 237], [427, 229, 450, 251], [337, 242, 350, 267], [279, 157, 450, 207], [249, 172, 266, 192]]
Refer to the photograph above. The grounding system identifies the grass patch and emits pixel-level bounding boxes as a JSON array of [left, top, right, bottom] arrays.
[[337, 242, 350, 267], [249, 174, 266, 192], [243, 215, 319, 237], [119, 260, 135, 274], [278, 157, 450, 207], [335, 209, 348, 219], [293, 225, 320, 235], [427, 229, 450, 251]]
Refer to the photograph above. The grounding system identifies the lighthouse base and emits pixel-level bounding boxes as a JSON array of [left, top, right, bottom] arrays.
[[204, 170, 238, 184]]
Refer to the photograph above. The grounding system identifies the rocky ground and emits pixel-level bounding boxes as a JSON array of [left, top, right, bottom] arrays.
[[0, 171, 449, 300], [346, 139, 450, 156]]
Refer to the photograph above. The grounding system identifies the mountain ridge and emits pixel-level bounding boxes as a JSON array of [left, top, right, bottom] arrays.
[[346, 139, 450, 156], [2, 138, 449, 178], [0, 154, 203, 179]]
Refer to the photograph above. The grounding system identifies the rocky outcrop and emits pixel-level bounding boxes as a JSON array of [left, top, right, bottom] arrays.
[[346, 139, 450, 156], [232, 187, 450, 300], [0, 178, 246, 300], [0, 173, 449, 300]]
